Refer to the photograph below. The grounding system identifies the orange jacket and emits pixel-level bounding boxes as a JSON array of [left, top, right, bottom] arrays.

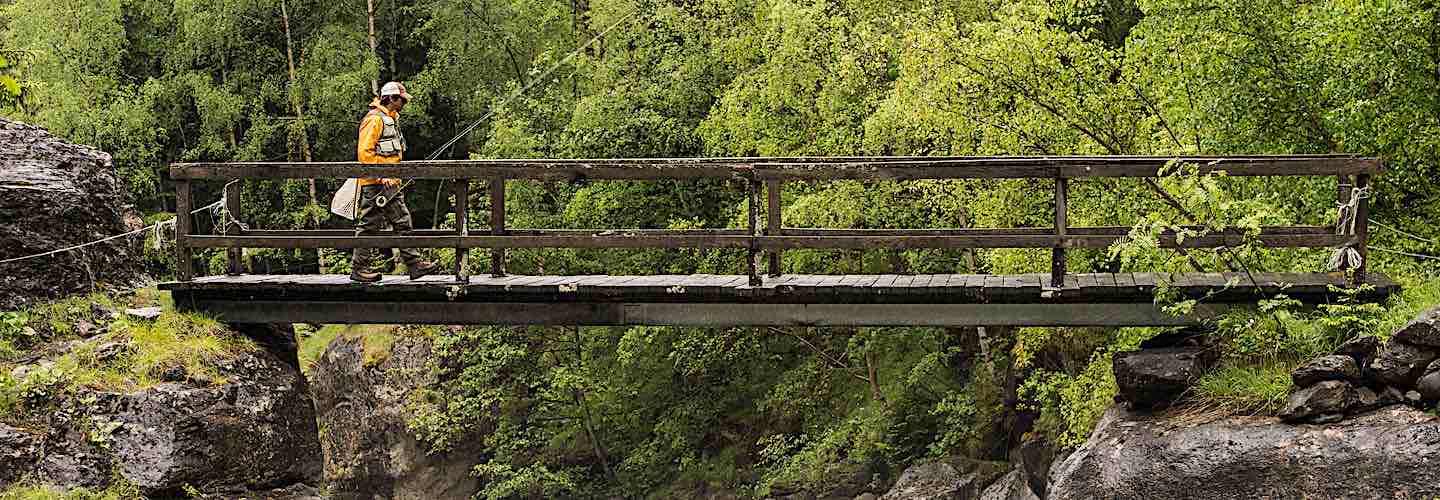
[[357, 98, 401, 186]]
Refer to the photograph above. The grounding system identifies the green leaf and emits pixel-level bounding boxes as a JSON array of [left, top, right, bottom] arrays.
[[0, 76, 20, 97]]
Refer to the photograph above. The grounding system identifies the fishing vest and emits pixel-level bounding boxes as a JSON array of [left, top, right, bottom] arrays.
[[366, 108, 406, 157]]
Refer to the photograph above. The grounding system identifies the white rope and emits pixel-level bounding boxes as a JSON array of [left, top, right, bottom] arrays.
[[1328, 185, 1371, 272], [1370, 246, 1440, 261], [1369, 218, 1438, 245], [0, 199, 222, 265]]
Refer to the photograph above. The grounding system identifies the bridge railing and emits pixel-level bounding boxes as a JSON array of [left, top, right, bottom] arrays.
[[168, 156, 1381, 286]]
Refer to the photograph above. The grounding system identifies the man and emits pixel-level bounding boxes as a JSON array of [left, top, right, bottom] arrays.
[[350, 81, 437, 283]]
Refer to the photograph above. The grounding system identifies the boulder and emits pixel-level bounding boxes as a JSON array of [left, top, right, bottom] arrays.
[[977, 470, 1040, 500], [1352, 386, 1381, 412], [311, 333, 484, 500], [879, 458, 1007, 500], [0, 424, 39, 486], [1367, 341, 1437, 387], [1290, 355, 1359, 387], [1378, 386, 1406, 406], [1393, 307, 1440, 348], [1048, 405, 1440, 500], [1417, 372, 1440, 402], [1279, 380, 1356, 423], [1112, 347, 1214, 410], [1, 336, 321, 495], [1015, 439, 1054, 499], [0, 118, 144, 310], [1333, 335, 1379, 363]]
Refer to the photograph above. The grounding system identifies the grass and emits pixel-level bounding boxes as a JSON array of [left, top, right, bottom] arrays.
[[0, 478, 141, 500], [298, 324, 401, 375], [1185, 274, 1440, 416], [1189, 356, 1299, 416], [2, 288, 257, 424]]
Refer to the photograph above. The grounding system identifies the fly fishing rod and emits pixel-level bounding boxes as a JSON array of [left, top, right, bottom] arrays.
[[372, 12, 635, 208]]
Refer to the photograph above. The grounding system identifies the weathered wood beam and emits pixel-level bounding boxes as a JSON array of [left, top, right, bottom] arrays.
[[182, 228, 1347, 250], [170, 298, 1235, 326], [169, 156, 1382, 180]]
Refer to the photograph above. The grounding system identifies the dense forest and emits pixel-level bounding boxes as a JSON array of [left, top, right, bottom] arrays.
[[4, 0, 1440, 497]]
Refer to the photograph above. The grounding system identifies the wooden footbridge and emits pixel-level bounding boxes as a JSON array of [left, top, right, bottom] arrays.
[[160, 156, 1398, 327]]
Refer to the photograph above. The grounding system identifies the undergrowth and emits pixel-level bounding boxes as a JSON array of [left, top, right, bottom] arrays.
[[1, 290, 255, 423], [0, 474, 141, 500]]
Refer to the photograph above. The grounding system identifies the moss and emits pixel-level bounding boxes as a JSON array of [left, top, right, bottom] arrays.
[[0, 477, 142, 500]]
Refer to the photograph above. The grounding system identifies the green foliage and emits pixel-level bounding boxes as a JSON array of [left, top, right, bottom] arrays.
[[1, 291, 255, 425], [7, 0, 1440, 494], [0, 477, 142, 500], [1018, 327, 1152, 448]]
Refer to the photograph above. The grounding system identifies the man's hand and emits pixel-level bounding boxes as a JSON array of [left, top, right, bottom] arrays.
[[382, 178, 402, 187]]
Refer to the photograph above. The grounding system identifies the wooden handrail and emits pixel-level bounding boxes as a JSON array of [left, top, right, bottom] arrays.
[[171, 156, 1378, 287], [169, 156, 1383, 180]]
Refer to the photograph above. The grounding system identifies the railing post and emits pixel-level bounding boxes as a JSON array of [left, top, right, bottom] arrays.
[[174, 179, 194, 281], [766, 179, 782, 277], [224, 180, 242, 276], [1051, 177, 1068, 288], [748, 179, 762, 286], [454, 179, 469, 281], [1353, 174, 1370, 284], [489, 178, 506, 277]]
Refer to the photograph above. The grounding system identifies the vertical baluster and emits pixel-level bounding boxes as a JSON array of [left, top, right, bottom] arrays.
[[175, 179, 194, 281], [454, 179, 469, 281], [1051, 177, 1068, 288], [748, 179, 761, 286], [1353, 174, 1370, 284], [766, 179, 782, 277], [224, 180, 242, 276], [490, 178, 506, 277]]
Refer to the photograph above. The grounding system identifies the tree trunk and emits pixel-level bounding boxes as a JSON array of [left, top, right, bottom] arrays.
[[280, 0, 316, 204], [366, 0, 380, 94]]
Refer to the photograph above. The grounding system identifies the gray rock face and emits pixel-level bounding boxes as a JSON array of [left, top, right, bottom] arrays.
[[1417, 372, 1440, 402], [1112, 347, 1213, 410], [1, 339, 321, 495], [1367, 341, 1437, 387], [311, 334, 483, 500], [1016, 439, 1053, 499], [1333, 335, 1379, 363], [879, 458, 1006, 500], [977, 470, 1039, 500], [0, 424, 38, 486], [1394, 307, 1440, 348], [1279, 380, 1356, 423], [1290, 355, 1359, 386], [1048, 405, 1440, 500], [0, 118, 144, 309]]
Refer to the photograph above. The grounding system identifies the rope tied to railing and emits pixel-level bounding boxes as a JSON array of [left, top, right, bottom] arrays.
[[1327, 184, 1370, 272], [0, 199, 223, 265]]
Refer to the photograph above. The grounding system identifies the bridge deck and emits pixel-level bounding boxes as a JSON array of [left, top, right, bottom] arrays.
[[162, 272, 1397, 327]]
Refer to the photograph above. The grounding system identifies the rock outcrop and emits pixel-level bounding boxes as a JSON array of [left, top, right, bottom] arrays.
[[878, 458, 1007, 500], [1281, 307, 1440, 423], [1, 329, 321, 495], [310, 333, 483, 500], [0, 118, 144, 309], [1112, 346, 1214, 410], [1048, 405, 1440, 500], [977, 470, 1039, 500]]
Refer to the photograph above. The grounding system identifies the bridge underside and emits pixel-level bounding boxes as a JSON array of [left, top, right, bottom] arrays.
[[160, 272, 1398, 327]]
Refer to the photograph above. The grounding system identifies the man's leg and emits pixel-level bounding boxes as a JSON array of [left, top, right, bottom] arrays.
[[384, 193, 436, 278], [349, 185, 387, 282]]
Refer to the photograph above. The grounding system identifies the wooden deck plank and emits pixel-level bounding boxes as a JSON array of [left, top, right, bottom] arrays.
[[163, 271, 1398, 318]]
